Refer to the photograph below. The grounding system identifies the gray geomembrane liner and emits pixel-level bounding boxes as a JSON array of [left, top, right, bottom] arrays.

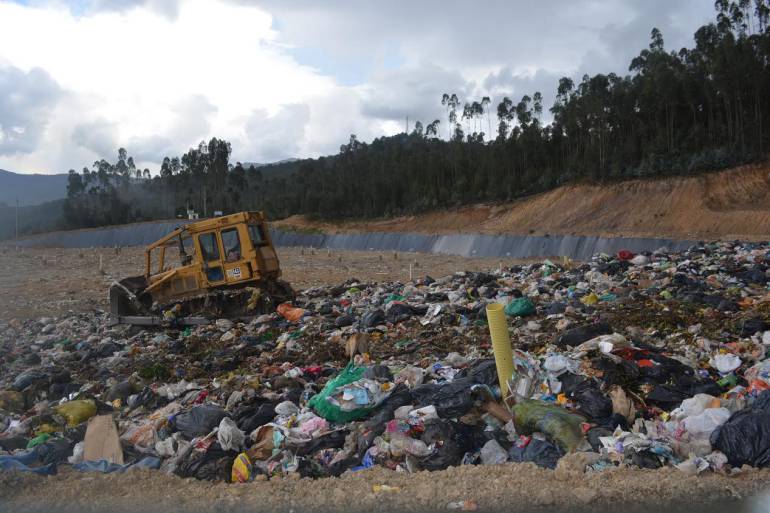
[[11, 220, 696, 260]]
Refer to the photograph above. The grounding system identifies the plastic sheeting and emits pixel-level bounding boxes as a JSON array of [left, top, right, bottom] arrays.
[[12, 220, 695, 260]]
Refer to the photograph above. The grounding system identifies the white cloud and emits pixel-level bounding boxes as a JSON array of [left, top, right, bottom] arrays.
[[0, 0, 340, 172], [0, 0, 717, 174], [0, 65, 61, 155]]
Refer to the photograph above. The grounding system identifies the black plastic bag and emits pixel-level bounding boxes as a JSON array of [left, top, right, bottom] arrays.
[[710, 391, 770, 468], [455, 359, 497, 388], [334, 314, 354, 328], [508, 438, 563, 469], [295, 429, 347, 456], [175, 447, 234, 481], [412, 379, 474, 418], [572, 382, 612, 421], [630, 450, 662, 469], [544, 302, 567, 315], [386, 303, 414, 324], [173, 405, 228, 439], [11, 369, 48, 391], [555, 323, 612, 348], [361, 309, 385, 328], [364, 365, 393, 382], [644, 384, 690, 411], [418, 419, 464, 471], [591, 358, 640, 388], [34, 437, 74, 465], [364, 384, 413, 431], [586, 427, 613, 452], [234, 402, 276, 433]]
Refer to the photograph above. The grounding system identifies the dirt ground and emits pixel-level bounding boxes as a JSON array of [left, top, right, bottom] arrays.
[[274, 164, 770, 241], [1, 461, 770, 513], [2, 245, 770, 513], [0, 245, 517, 322]]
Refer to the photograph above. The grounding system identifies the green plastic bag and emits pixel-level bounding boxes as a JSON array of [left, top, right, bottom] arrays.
[[505, 297, 535, 317], [26, 433, 51, 449], [56, 399, 97, 427], [308, 363, 374, 423], [512, 399, 585, 452]]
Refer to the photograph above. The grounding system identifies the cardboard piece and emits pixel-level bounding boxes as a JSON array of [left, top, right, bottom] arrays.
[[83, 414, 124, 464]]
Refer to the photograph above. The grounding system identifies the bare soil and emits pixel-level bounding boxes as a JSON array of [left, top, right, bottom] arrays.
[[274, 164, 770, 241], [1, 461, 769, 513], [0, 246, 517, 322]]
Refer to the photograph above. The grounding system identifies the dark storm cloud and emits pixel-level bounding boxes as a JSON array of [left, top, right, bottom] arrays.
[[0, 65, 61, 155]]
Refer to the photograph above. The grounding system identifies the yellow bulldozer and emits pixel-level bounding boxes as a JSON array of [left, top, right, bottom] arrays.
[[109, 211, 293, 326]]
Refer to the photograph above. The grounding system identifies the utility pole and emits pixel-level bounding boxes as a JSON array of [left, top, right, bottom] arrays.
[[406, 116, 409, 134], [15, 197, 19, 249]]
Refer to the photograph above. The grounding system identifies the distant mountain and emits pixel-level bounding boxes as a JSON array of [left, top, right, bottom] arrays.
[[0, 169, 69, 207], [239, 158, 300, 169]]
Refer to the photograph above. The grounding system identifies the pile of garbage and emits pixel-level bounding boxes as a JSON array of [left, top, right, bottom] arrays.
[[1, 241, 769, 482]]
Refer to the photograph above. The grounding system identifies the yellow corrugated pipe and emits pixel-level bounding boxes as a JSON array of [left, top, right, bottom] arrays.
[[486, 303, 514, 397]]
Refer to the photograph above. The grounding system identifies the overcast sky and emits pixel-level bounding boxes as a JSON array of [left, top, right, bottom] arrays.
[[0, 0, 715, 174]]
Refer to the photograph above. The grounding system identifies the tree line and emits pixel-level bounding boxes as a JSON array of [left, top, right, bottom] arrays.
[[62, 0, 770, 228]]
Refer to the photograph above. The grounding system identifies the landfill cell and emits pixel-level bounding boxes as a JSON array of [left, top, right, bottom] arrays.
[[0, 241, 770, 513]]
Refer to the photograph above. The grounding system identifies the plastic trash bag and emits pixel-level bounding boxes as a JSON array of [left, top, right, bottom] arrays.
[[56, 400, 97, 427], [682, 408, 730, 438], [11, 370, 48, 392], [309, 363, 374, 423], [173, 405, 228, 439], [572, 382, 612, 421], [231, 452, 252, 483], [276, 303, 306, 322], [175, 448, 233, 482], [34, 437, 75, 465], [505, 297, 535, 317], [364, 384, 413, 430], [480, 439, 508, 465], [68, 441, 85, 464], [554, 323, 612, 348], [710, 390, 770, 467], [418, 419, 463, 471], [412, 379, 475, 418], [512, 399, 585, 453], [508, 438, 562, 469], [361, 309, 386, 328], [709, 354, 742, 374], [234, 402, 276, 433], [217, 417, 245, 452]]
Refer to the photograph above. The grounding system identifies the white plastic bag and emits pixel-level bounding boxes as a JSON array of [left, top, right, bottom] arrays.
[[217, 417, 245, 452]]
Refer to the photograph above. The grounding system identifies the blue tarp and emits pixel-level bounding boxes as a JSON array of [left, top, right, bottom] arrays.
[[72, 456, 161, 473]]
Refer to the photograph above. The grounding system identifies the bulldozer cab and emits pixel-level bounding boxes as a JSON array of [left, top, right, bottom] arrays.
[[110, 211, 289, 325], [144, 212, 280, 293]]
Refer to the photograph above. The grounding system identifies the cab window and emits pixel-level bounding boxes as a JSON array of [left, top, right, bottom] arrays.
[[248, 224, 268, 247], [221, 228, 241, 262], [198, 232, 220, 262]]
